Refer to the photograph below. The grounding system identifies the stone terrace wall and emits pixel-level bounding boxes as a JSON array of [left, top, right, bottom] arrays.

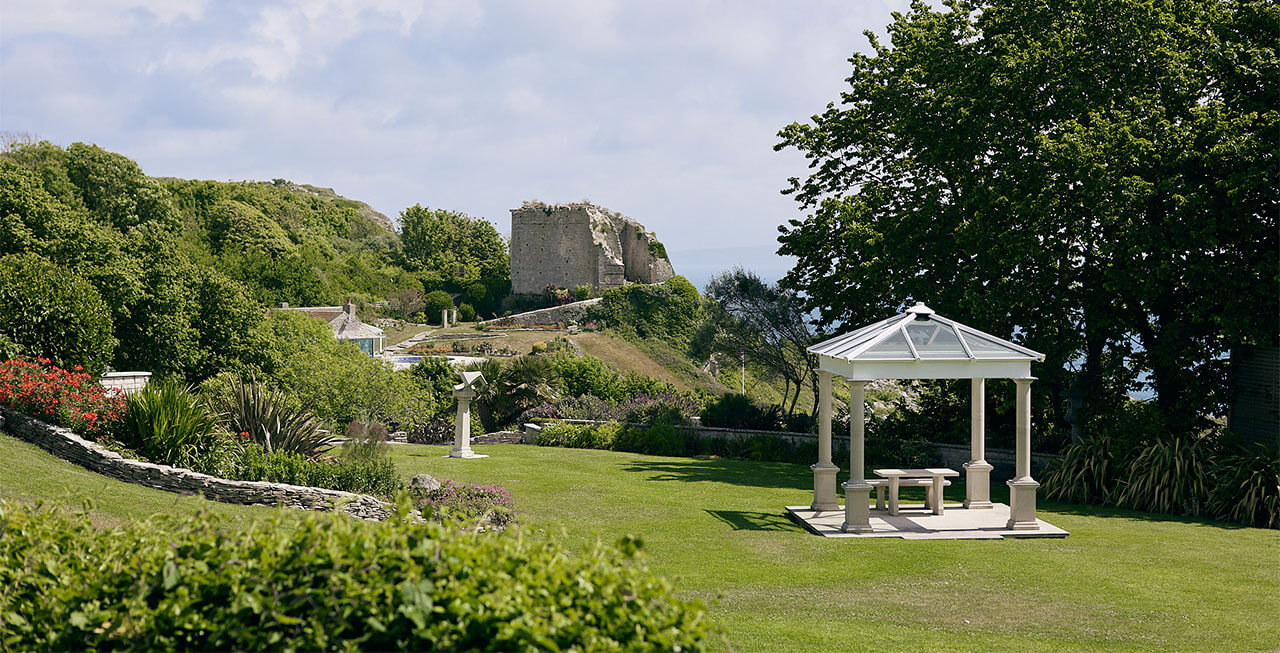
[[481, 297, 601, 328], [0, 408, 390, 520]]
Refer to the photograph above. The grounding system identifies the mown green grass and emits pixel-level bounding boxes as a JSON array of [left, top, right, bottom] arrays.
[[0, 434, 303, 529], [391, 444, 1280, 652], [5, 432, 1277, 651]]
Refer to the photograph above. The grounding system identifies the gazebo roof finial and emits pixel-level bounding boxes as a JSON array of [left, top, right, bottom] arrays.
[[906, 301, 934, 315]]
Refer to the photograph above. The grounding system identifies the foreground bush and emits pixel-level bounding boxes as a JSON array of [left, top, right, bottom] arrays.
[[0, 500, 710, 651], [237, 444, 402, 497], [0, 358, 124, 438]]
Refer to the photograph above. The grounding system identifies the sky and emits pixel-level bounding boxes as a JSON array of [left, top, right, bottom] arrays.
[[0, 0, 912, 289]]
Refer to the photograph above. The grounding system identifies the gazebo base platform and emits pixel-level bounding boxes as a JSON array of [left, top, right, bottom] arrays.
[[785, 503, 1068, 540]]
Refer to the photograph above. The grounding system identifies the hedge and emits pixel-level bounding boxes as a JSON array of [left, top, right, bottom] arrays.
[[536, 420, 940, 468], [0, 499, 711, 651]]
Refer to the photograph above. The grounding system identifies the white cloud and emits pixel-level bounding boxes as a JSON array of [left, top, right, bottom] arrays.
[[0, 0, 914, 257]]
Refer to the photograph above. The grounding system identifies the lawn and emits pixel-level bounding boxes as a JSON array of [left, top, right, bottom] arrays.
[[391, 444, 1280, 652], [0, 434, 303, 529], [5, 431, 1277, 651]]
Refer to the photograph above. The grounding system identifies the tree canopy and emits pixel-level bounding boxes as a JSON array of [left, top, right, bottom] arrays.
[[399, 205, 509, 283], [775, 0, 1277, 433], [704, 268, 817, 416]]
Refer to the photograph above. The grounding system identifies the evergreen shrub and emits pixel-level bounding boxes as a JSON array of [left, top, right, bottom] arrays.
[[613, 423, 690, 457], [119, 378, 237, 477], [236, 445, 401, 496], [0, 500, 710, 651], [457, 302, 477, 322], [0, 254, 116, 375], [623, 392, 698, 426], [700, 393, 781, 430], [423, 290, 454, 325], [537, 420, 622, 450]]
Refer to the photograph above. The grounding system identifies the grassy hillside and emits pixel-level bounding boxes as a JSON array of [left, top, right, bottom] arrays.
[[425, 322, 726, 394]]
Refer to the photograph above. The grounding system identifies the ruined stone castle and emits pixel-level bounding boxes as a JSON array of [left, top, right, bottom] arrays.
[[509, 202, 675, 295]]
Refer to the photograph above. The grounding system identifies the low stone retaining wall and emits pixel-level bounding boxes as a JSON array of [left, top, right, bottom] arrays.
[[0, 408, 390, 520], [481, 297, 601, 328]]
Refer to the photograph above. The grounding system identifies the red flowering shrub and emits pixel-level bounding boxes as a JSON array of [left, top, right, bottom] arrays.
[[0, 358, 125, 437]]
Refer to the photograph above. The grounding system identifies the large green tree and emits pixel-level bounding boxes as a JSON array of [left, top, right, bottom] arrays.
[[776, 0, 1277, 433], [705, 268, 817, 416], [399, 205, 509, 283], [0, 254, 116, 374]]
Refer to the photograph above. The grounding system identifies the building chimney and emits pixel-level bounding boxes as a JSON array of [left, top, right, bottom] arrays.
[[344, 301, 355, 315]]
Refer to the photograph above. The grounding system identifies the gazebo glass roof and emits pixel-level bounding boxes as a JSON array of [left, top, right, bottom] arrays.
[[809, 303, 1044, 363]]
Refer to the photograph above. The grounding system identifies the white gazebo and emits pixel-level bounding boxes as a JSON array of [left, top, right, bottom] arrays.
[[804, 302, 1049, 535]]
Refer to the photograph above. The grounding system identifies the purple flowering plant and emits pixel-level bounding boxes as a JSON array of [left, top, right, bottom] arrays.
[[413, 479, 516, 529]]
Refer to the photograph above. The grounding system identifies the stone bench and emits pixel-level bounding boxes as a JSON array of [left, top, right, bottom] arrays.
[[868, 477, 953, 515]]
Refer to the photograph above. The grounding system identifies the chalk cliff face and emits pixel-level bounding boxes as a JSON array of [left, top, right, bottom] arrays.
[[509, 202, 675, 295]]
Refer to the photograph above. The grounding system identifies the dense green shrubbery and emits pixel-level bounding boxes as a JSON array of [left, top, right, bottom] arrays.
[[537, 420, 623, 450], [701, 393, 782, 430], [119, 378, 238, 477], [423, 290, 454, 324], [546, 353, 688, 405], [0, 254, 116, 375], [237, 445, 401, 496], [533, 419, 939, 469], [623, 392, 699, 426], [252, 311, 441, 429], [1042, 402, 1280, 528], [550, 354, 622, 401], [614, 423, 689, 457], [0, 500, 710, 651], [588, 276, 704, 346], [457, 302, 477, 322]]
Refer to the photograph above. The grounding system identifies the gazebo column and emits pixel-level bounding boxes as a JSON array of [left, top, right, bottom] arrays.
[[963, 378, 994, 509], [810, 370, 839, 511], [1006, 377, 1040, 529], [841, 379, 873, 533]]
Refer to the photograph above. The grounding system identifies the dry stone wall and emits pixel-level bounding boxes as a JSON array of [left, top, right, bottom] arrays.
[[0, 408, 390, 520], [509, 202, 674, 295], [480, 297, 601, 328]]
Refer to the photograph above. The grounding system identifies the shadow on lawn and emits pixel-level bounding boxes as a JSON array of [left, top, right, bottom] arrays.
[[1039, 500, 1251, 530], [621, 458, 811, 490], [705, 509, 803, 532]]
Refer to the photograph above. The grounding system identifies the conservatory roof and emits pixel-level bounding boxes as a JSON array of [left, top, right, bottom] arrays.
[[808, 302, 1044, 380]]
